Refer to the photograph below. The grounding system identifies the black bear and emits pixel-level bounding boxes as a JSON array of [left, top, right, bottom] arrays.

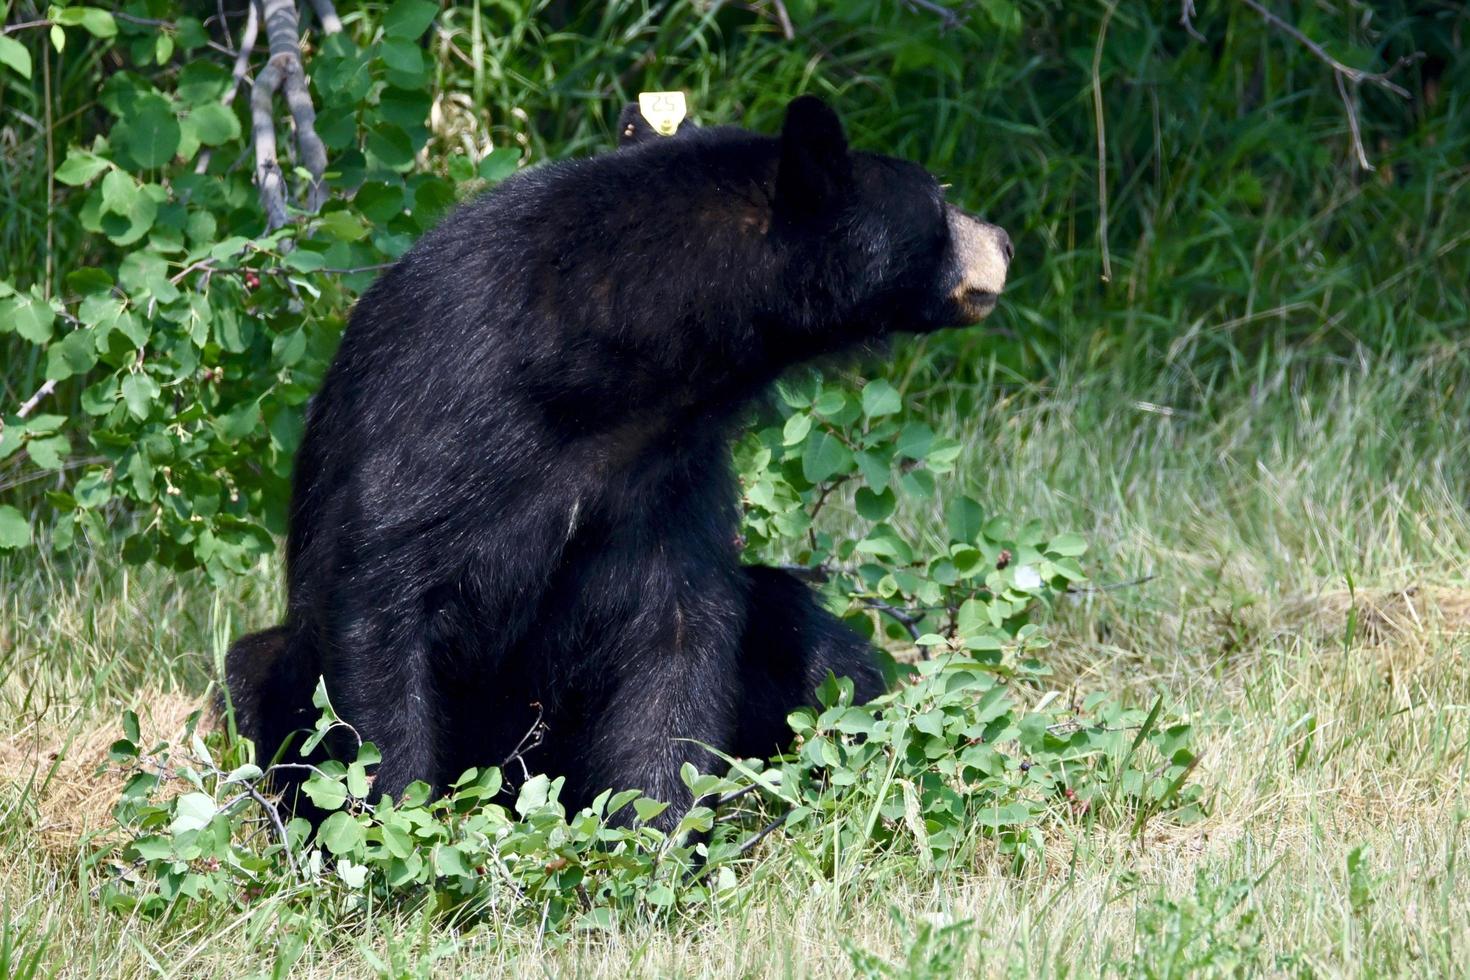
[[225, 95, 1011, 830]]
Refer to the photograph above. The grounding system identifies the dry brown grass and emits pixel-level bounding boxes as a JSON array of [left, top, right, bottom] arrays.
[[0, 690, 202, 858]]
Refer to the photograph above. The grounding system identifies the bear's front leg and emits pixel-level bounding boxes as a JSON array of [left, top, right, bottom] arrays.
[[578, 591, 744, 834], [320, 590, 446, 804], [733, 565, 887, 760]]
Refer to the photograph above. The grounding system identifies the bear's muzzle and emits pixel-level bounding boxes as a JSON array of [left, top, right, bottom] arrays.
[[946, 206, 1012, 324]]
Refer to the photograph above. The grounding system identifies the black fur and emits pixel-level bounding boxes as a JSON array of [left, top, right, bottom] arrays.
[[227, 96, 996, 829]]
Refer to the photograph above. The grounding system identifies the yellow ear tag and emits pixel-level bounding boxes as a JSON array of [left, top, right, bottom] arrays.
[[638, 91, 687, 137]]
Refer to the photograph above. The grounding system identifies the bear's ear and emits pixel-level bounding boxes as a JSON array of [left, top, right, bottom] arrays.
[[616, 103, 691, 148], [774, 95, 852, 220]]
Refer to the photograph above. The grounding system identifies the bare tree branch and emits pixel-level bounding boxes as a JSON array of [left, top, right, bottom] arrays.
[[1334, 69, 1373, 171], [196, 0, 258, 175], [224, 0, 259, 107], [1185, 0, 1423, 171], [1179, 0, 1206, 43], [1238, 0, 1415, 97], [250, 0, 328, 232], [900, 0, 962, 30], [308, 0, 342, 34], [16, 380, 57, 418], [861, 598, 924, 648]]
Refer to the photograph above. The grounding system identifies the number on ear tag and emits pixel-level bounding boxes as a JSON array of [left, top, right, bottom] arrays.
[[638, 91, 687, 137]]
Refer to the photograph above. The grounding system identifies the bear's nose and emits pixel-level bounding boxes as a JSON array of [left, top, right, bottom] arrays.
[[997, 229, 1014, 266]]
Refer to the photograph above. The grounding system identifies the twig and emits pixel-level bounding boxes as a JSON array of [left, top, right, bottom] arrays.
[[1091, 0, 1118, 284], [806, 472, 853, 549], [113, 11, 170, 27], [307, 0, 342, 34], [224, 0, 258, 108], [16, 380, 57, 418], [777, 562, 831, 584], [736, 812, 788, 855], [714, 783, 763, 808], [1064, 573, 1156, 595], [1238, 0, 1414, 97], [501, 702, 548, 783], [1335, 68, 1373, 171], [900, 0, 961, 30], [244, 784, 301, 878], [861, 597, 924, 644], [1229, 0, 1422, 170], [1178, 0, 1206, 42], [767, 0, 794, 40]]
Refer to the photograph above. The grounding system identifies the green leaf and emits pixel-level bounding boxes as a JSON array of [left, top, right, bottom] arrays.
[[379, 37, 424, 75], [55, 149, 111, 186], [782, 412, 812, 446], [121, 372, 160, 420], [861, 378, 902, 417], [380, 821, 413, 859], [801, 431, 852, 484], [383, 0, 439, 39], [812, 389, 846, 416], [365, 123, 415, 169], [98, 171, 157, 245], [302, 773, 348, 811], [1047, 532, 1087, 557], [896, 422, 934, 460], [120, 100, 181, 168], [478, 147, 519, 182], [973, 801, 1032, 827], [632, 797, 669, 825], [854, 487, 895, 521], [317, 811, 365, 855], [433, 843, 472, 877], [170, 792, 218, 833], [316, 210, 369, 241], [947, 496, 983, 543], [56, 7, 118, 38], [0, 36, 32, 80], [184, 103, 240, 146], [2, 293, 56, 344], [45, 329, 98, 380], [26, 434, 69, 470], [0, 505, 31, 549]]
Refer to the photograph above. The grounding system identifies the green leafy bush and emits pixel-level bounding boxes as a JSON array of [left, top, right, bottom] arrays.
[[96, 640, 1201, 932]]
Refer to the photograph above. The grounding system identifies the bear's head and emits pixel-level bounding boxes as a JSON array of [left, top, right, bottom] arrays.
[[615, 95, 1012, 353]]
